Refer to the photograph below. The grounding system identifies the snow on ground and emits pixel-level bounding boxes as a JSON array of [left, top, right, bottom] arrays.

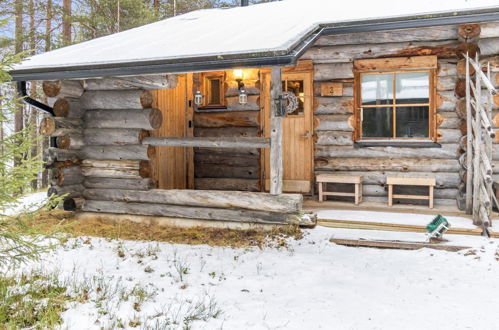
[[1, 191, 48, 216], [317, 209, 477, 228], [14, 224, 499, 330]]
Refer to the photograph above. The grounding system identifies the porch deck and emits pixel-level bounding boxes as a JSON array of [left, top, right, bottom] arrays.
[[303, 198, 499, 238]]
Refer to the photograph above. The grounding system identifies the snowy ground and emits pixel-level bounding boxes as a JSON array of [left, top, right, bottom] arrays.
[[11, 224, 499, 330]]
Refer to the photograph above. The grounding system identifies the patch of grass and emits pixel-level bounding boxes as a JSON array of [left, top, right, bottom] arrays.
[[0, 271, 73, 329], [24, 210, 303, 248]]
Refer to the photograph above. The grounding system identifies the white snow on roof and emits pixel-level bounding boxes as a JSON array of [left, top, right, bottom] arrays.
[[12, 0, 499, 72]]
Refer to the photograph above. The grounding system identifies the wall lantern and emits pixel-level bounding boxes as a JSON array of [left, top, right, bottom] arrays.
[[233, 69, 247, 105], [194, 90, 204, 105]]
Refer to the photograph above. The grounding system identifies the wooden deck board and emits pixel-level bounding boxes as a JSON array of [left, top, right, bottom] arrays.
[[330, 238, 470, 252]]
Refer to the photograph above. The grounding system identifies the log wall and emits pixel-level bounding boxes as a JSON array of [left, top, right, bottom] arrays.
[[193, 69, 262, 191], [301, 22, 499, 207]]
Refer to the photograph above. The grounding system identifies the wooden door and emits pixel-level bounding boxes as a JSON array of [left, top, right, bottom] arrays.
[[262, 71, 314, 193], [151, 75, 189, 189]]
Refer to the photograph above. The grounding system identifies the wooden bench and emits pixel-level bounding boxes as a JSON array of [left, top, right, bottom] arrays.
[[387, 176, 436, 208], [317, 174, 362, 205]]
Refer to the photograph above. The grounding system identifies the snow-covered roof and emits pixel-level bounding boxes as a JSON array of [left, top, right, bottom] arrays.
[[10, 0, 499, 80]]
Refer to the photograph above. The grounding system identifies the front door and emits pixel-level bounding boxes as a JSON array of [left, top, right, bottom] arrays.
[[262, 71, 314, 193]]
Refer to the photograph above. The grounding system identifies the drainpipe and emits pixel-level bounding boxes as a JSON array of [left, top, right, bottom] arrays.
[[16, 80, 56, 147]]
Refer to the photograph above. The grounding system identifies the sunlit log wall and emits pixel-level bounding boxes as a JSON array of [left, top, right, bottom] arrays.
[[300, 22, 499, 207], [193, 69, 262, 192]]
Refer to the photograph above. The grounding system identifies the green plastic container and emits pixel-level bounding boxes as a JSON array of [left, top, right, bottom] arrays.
[[426, 214, 450, 238]]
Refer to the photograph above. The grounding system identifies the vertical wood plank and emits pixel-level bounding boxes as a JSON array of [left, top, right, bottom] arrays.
[[388, 184, 393, 206], [270, 67, 283, 195]]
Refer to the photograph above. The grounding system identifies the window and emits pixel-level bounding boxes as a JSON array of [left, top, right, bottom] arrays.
[[354, 57, 436, 141], [201, 72, 225, 108], [282, 79, 305, 115]]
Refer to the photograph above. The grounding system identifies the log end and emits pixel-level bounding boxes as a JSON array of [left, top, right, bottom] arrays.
[[139, 160, 151, 178], [138, 129, 150, 143], [149, 108, 163, 129], [140, 90, 154, 108], [53, 98, 70, 117], [40, 117, 56, 136], [147, 145, 157, 159], [42, 80, 61, 98], [56, 135, 71, 149]]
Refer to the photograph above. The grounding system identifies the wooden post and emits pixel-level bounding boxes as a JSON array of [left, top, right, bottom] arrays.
[[472, 53, 481, 223], [465, 53, 473, 213], [269, 67, 283, 195]]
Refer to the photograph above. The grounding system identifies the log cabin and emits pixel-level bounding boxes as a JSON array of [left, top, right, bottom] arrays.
[[9, 0, 499, 228]]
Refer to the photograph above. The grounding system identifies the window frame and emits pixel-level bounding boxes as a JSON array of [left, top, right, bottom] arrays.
[[353, 59, 437, 142], [200, 71, 226, 109]]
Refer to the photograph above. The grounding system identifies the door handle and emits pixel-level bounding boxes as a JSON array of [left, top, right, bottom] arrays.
[[301, 130, 313, 139]]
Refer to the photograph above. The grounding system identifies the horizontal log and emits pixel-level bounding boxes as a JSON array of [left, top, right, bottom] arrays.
[[43, 148, 80, 166], [83, 177, 156, 190], [303, 41, 466, 62], [316, 170, 460, 188], [316, 131, 353, 145], [437, 60, 458, 77], [360, 195, 457, 206], [56, 133, 84, 150], [437, 76, 458, 91], [85, 74, 177, 90], [194, 152, 259, 167], [81, 145, 155, 161], [194, 126, 259, 138], [47, 184, 84, 198], [314, 157, 461, 172], [314, 63, 353, 81], [42, 80, 84, 98], [314, 96, 353, 115], [82, 200, 300, 224], [84, 108, 162, 130], [225, 95, 260, 111], [315, 114, 353, 131], [80, 90, 153, 109], [436, 91, 458, 112], [314, 82, 353, 97], [194, 146, 260, 156], [83, 189, 301, 213], [144, 137, 270, 148], [315, 25, 457, 46], [437, 129, 462, 143], [194, 111, 259, 128], [315, 144, 460, 159], [194, 178, 260, 191], [39, 117, 82, 136], [479, 22, 499, 39], [195, 164, 259, 179], [81, 159, 150, 178], [53, 98, 84, 118], [52, 166, 83, 186], [478, 38, 499, 56], [84, 128, 149, 145]]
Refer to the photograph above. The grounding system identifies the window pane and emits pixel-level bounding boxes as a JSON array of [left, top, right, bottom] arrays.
[[285, 80, 304, 115], [396, 106, 429, 138], [395, 72, 429, 104], [362, 107, 393, 138], [209, 79, 221, 105], [361, 74, 393, 105]]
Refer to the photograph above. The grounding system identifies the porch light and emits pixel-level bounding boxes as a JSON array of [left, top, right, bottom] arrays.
[[239, 88, 248, 105], [233, 69, 245, 90], [194, 90, 204, 105]]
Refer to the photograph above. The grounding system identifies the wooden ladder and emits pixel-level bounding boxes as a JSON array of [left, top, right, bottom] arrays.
[[464, 53, 498, 228]]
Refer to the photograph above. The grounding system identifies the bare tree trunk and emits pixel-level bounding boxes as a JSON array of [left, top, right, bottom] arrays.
[[14, 0, 24, 170], [29, 0, 38, 190], [41, 0, 53, 188], [62, 0, 71, 45]]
